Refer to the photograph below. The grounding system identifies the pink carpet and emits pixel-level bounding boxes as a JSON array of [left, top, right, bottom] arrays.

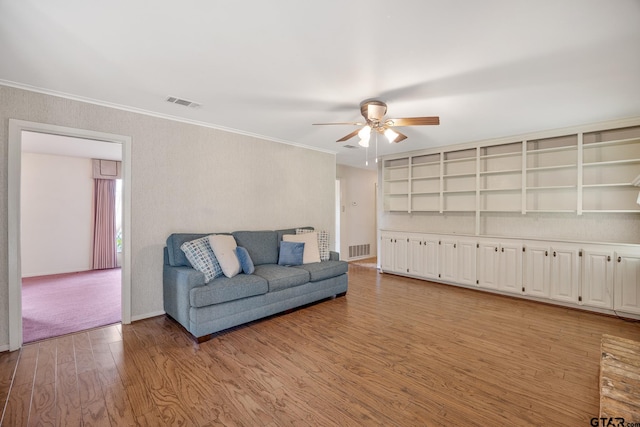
[[22, 268, 121, 343]]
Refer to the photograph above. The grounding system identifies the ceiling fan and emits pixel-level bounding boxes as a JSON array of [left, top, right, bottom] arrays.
[[313, 99, 439, 147]]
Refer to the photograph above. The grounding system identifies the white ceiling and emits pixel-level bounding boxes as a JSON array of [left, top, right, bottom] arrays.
[[2, 1, 639, 169]]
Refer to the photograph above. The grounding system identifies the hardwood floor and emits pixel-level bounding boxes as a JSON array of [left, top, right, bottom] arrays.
[[2, 262, 639, 426]]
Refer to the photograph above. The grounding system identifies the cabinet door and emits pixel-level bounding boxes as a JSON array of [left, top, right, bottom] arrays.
[[457, 240, 477, 286], [408, 237, 423, 276], [380, 235, 395, 272], [478, 242, 500, 290], [439, 239, 458, 282], [523, 245, 551, 298], [422, 237, 439, 280], [394, 237, 409, 274], [614, 252, 640, 315], [498, 243, 523, 294], [549, 246, 580, 303], [581, 249, 613, 309]]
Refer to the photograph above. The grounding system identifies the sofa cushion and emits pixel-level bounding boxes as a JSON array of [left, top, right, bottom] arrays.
[[283, 232, 321, 264], [232, 231, 278, 266], [293, 260, 348, 282], [235, 246, 255, 275], [190, 274, 268, 307], [297, 228, 330, 261], [278, 241, 305, 266], [276, 227, 313, 248], [180, 236, 223, 282], [209, 235, 241, 278], [167, 233, 210, 267], [254, 264, 310, 292]]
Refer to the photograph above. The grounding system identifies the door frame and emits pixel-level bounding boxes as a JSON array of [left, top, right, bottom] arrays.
[[8, 119, 132, 351]]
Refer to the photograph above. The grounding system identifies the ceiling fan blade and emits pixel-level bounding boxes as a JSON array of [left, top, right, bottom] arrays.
[[336, 128, 361, 142], [392, 130, 408, 143], [312, 122, 365, 126], [386, 116, 440, 126]]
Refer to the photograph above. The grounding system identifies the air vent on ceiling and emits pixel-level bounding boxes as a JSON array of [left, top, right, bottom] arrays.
[[343, 144, 359, 149], [166, 96, 201, 108]]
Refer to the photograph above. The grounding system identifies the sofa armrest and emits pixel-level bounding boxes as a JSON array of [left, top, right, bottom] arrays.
[[163, 265, 206, 328], [329, 251, 340, 261]]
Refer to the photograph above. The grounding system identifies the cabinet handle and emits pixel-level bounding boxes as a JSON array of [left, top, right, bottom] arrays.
[[501, 247, 504, 253], [454, 243, 457, 249], [618, 256, 621, 262], [545, 251, 548, 256], [607, 255, 611, 262], [553, 251, 556, 257], [495, 247, 498, 252]]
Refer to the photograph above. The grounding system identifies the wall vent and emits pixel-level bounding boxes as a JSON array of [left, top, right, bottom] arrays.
[[166, 96, 201, 108], [349, 244, 371, 259]]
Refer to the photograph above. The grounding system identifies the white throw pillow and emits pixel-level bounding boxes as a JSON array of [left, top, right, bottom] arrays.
[[297, 228, 330, 261], [283, 232, 321, 264], [208, 235, 241, 278]]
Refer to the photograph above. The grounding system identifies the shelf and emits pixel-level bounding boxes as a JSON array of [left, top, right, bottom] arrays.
[[412, 175, 440, 181], [411, 209, 441, 213], [412, 160, 440, 166], [479, 168, 521, 176], [385, 164, 409, 170], [443, 189, 476, 194], [582, 183, 633, 188], [443, 157, 476, 164], [384, 178, 409, 183], [526, 185, 576, 191], [525, 209, 576, 213], [526, 164, 577, 172], [384, 193, 409, 197], [443, 209, 476, 212], [581, 210, 640, 213], [527, 145, 577, 155], [583, 159, 640, 167], [583, 137, 640, 149], [479, 187, 522, 192], [479, 210, 522, 214], [443, 172, 476, 178], [479, 152, 522, 160], [411, 191, 440, 195]]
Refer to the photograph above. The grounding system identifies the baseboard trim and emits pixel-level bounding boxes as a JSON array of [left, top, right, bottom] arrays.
[[131, 310, 166, 322]]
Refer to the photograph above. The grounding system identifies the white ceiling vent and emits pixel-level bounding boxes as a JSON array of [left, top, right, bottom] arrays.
[[166, 96, 201, 108], [343, 144, 360, 149]]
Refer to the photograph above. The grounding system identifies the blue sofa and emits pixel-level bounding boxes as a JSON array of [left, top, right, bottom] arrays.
[[163, 227, 348, 341]]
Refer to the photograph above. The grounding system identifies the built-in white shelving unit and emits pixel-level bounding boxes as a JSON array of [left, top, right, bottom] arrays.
[[382, 123, 640, 219]]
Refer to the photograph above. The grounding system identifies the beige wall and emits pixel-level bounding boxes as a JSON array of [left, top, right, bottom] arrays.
[[21, 153, 94, 277], [336, 165, 378, 259], [0, 85, 336, 348]]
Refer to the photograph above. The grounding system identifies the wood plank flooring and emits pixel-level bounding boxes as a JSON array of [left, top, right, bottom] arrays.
[[2, 261, 640, 426]]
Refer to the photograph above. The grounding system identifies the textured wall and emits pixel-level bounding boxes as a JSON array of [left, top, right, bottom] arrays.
[[336, 165, 378, 259], [0, 85, 336, 347], [21, 153, 94, 276]]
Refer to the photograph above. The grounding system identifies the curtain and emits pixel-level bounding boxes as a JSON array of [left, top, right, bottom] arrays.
[[93, 178, 117, 269]]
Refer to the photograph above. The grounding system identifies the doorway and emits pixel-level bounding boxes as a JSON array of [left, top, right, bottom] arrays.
[[8, 120, 132, 351]]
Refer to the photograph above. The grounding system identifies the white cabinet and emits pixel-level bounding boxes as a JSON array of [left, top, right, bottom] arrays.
[[407, 234, 439, 279], [581, 248, 614, 309], [439, 238, 458, 282], [498, 242, 523, 294], [380, 233, 408, 274], [438, 237, 476, 285], [549, 246, 580, 304], [614, 252, 640, 315], [478, 240, 522, 294], [523, 244, 551, 298], [380, 230, 640, 319], [478, 242, 500, 290]]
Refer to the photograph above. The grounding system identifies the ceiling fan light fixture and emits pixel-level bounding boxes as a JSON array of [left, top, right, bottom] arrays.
[[384, 128, 399, 143], [358, 126, 371, 147]]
